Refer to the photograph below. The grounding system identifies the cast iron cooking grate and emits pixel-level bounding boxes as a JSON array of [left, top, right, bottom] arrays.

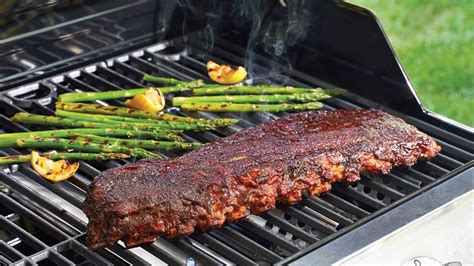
[[0, 36, 472, 265]]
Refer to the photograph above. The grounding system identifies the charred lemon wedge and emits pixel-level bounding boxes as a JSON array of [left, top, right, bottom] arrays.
[[31, 151, 79, 182], [207, 61, 247, 85], [125, 88, 165, 112]]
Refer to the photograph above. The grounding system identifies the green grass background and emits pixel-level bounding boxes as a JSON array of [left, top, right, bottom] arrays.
[[349, 0, 473, 127]]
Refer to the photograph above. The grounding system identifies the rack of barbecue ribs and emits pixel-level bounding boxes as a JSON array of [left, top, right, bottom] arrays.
[[83, 109, 441, 250]]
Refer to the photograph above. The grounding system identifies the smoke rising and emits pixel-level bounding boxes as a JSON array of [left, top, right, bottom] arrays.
[[179, 0, 223, 59], [239, 0, 313, 85], [178, 0, 313, 84]]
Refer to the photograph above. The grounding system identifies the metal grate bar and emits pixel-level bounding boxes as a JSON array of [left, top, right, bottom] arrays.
[[332, 184, 386, 210], [239, 220, 301, 253], [302, 198, 355, 227], [216, 226, 283, 263], [359, 178, 405, 201], [385, 173, 421, 192], [0, 172, 87, 232], [193, 233, 257, 265], [61, 239, 113, 265], [0, 194, 69, 243], [147, 54, 210, 82], [431, 153, 463, 170], [176, 238, 230, 265], [413, 161, 449, 177], [133, 56, 188, 80], [281, 206, 337, 235], [96, 65, 145, 88], [19, 166, 85, 209], [0, 241, 24, 262], [105, 244, 159, 265], [263, 212, 319, 243], [64, 75, 101, 93], [142, 239, 190, 265], [80, 71, 124, 91], [0, 217, 47, 253], [113, 61, 148, 80], [321, 193, 371, 218], [0, 115, 30, 133]]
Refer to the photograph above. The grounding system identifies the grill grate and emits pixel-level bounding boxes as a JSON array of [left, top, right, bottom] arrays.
[[0, 35, 472, 265]]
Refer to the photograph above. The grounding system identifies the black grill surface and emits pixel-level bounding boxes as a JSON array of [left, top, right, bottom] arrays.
[[0, 36, 472, 265]]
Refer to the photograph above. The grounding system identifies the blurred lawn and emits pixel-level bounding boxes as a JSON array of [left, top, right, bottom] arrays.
[[349, 0, 474, 127]]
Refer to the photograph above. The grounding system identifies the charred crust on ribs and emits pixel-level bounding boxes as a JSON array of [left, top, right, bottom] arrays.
[[83, 109, 441, 250]]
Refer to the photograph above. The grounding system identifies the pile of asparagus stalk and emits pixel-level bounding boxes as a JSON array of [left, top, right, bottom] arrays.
[[170, 81, 342, 112], [0, 75, 239, 167]]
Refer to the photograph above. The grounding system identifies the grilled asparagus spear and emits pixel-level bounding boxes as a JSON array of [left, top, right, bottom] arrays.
[[0, 138, 159, 158], [73, 135, 202, 151], [54, 110, 223, 131], [172, 92, 332, 106], [55, 102, 238, 127], [11, 113, 182, 141], [180, 102, 324, 112], [0, 152, 130, 165], [0, 128, 174, 141], [192, 86, 345, 96], [58, 87, 151, 103], [58, 81, 203, 103], [192, 85, 315, 95]]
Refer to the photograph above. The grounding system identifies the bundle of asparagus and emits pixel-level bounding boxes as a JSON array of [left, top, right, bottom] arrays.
[[174, 87, 341, 112], [0, 76, 237, 173], [57, 73, 341, 113], [172, 90, 332, 112], [151, 76, 343, 112], [0, 133, 205, 163], [3, 100, 233, 154]]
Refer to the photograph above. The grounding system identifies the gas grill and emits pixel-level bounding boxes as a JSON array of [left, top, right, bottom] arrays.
[[1, 1, 473, 265]]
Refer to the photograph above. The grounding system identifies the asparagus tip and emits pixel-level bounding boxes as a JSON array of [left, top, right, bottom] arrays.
[[327, 88, 346, 96]]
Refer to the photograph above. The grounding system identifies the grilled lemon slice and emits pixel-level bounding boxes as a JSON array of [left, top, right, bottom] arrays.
[[31, 151, 79, 182], [207, 61, 247, 85], [125, 88, 165, 113]]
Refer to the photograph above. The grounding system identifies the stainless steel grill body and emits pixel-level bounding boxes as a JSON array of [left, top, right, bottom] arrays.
[[1, 0, 472, 265], [0, 36, 471, 265]]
